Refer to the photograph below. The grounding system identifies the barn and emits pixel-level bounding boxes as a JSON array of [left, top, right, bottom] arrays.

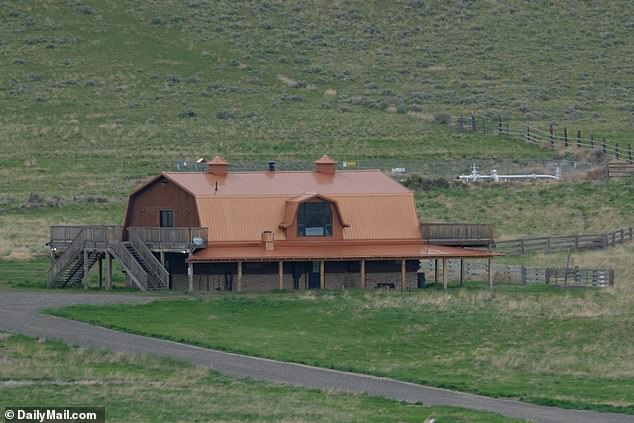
[[48, 155, 497, 291]]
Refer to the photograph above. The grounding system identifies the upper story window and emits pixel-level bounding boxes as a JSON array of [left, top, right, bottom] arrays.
[[297, 202, 332, 237], [160, 209, 174, 227]]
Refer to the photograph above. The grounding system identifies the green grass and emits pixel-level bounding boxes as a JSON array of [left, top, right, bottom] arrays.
[[50, 288, 634, 414], [0, 333, 525, 423]]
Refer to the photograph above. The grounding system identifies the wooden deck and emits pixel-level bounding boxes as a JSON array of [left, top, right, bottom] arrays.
[[50, 226, 208, 252], [420, 223, 494, 248]]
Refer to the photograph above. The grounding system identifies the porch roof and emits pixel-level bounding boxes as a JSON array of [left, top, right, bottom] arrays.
[[189, 242, 500, 262]]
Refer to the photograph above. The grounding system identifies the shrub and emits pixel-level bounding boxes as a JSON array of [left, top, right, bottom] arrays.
[[434, 112, 451, 124], [216, 110, 235, 120]]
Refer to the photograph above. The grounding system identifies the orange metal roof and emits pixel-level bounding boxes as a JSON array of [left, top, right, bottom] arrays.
[[163, 170, 410, 197], [195, 194, 420, 242], [190, 242, 499, 262]]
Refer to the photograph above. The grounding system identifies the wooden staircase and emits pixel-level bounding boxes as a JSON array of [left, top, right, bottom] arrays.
[[51, 251, 99, 288], [48, 227, 168, 291]]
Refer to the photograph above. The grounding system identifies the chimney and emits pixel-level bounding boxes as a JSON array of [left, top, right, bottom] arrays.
[[267, 160, 277, 172], [261, 230, 274, 251], [313, 155, 337, 175], [207, 155, 229, 176]]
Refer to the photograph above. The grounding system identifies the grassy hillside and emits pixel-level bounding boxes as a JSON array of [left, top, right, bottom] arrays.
[[1, 1, 632, 202]]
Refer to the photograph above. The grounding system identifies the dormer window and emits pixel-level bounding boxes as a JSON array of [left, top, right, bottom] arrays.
[[297, 202, 332, 237]]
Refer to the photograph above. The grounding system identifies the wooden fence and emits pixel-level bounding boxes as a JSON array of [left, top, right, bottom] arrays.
[[495, 119, 633, 164], [495, 226, 633, 256], [447, 115, 633, 166], [608, 161, 634, 178], [420, 259, 614, 288]]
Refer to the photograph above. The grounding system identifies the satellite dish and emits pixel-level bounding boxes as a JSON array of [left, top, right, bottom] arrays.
[[192, 237, 205, 247]]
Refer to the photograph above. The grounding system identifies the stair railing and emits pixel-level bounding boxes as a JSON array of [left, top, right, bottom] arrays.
[[47, 229, 87, 287], [129, 231, 169, 289], [103, 229, 148, 291]]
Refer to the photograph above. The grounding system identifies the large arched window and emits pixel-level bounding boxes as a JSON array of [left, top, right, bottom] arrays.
[[297, 202, 333, 237]]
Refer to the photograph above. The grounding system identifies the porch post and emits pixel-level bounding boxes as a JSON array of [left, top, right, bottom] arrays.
[[320, 260, 325, 289], [442, 257, 448, 290], [460, 258, 464, 286], [400, 259, 406, 289], [237, 261, 243, 292], [160, 251, 165, 267], [83, 249, 89, 289], [98, 255, 103, 289], [278, 261, 284, 290], [488, 257, 493, 288], [187, 259, 194, 293], [360, 259, 366, 289], [434, 259, 438, 284], [105, 251, 112, 289]]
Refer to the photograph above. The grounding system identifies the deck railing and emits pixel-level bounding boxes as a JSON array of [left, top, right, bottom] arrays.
[[49, 225, 120, 249], [127, 227, 208, 250], [421, 223, 495, 247]]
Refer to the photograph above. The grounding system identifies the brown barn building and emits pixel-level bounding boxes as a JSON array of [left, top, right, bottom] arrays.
[[48, 155, 496, 291]]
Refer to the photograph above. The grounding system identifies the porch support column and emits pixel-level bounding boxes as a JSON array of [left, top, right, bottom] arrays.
[[400, 259, 406, 289], [160, 251, 165, 267], [460, 258, 464, 287], [442, 258, 448, 290], [488, 257, 493, 288], [83, 249, 89, 289], [278, 261, 284, 290], [105, 251, 112, 290], [237, 261, 243, 292], [320, 260, 325, 289], [187, 257, 194, 293], [434, 259, 438, 284], [98, 255, 103, 289], [360, 259, 366, 289]]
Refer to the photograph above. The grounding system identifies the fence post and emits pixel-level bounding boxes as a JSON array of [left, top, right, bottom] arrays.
[[549, 124, 554, 149], [628, 144, 632, 163], [471, 114, 477, 132], [497, 114, 502, 135], [602, 139, 607, 155], [521, 266, 526, 284], [482, 118, 485, 135], [590, 134, 594, 149], [576, 130, 581, 148], [616, 143, 620, 159], [546, 237, 551, 253], [564, 127, 568, 147], [520, 239, 525, 255], [525, 126, 530, 143], [609, 269, 615, 287], [459, 116, 464, 132]]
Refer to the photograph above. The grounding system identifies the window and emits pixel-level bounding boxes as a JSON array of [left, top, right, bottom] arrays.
[[160, 209, 174, 227], [297, 202, 332, 237]]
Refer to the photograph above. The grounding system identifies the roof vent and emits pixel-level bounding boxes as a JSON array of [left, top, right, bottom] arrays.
[[267, 160, 277, 172], [313, 155, 337, 175], [207, 155, 229, 176]]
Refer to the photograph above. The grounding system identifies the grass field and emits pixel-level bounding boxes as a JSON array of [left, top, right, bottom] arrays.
[[50, 286, 634, 415], [0, 333, 525, 423]]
